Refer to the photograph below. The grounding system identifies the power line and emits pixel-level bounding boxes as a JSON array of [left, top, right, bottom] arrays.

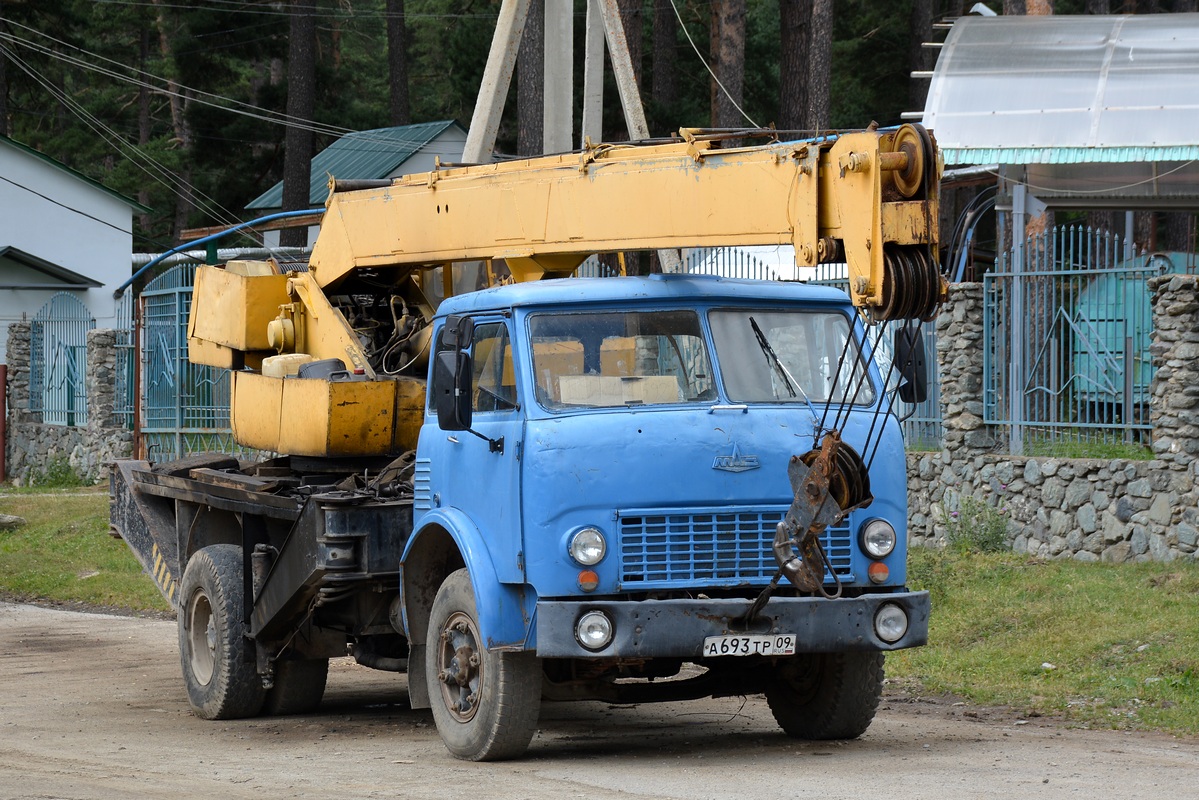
[[0, 42, 244, 230], [86, 0, 506, 20], [0, 173, 135, 236], [667, 0, 758, 128]]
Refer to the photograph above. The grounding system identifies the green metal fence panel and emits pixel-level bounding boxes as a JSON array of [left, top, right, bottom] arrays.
[[986, 225, 1159, 451], [30, 293, 95, 426], [139, 264, 237, 461]]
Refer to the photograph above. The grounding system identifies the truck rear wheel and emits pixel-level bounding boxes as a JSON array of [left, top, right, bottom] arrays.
[[425, 569, 541, 761], [765, 651, 884, 740], [263, 659, 329, 716], [178, 544, 266, 720]]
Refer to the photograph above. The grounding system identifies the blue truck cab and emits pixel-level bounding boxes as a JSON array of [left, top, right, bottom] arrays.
[[404, 273, 929, 758]]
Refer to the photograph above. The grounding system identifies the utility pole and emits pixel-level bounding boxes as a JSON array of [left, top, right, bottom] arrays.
[[463, 0, 680, 271]]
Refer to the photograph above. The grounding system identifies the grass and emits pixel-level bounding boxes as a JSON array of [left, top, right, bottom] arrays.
[[0, 487, 170, 613], [1022, 438, 1153, 461], [2, 489, 1198, 735], [891, 547, 1199, 735]]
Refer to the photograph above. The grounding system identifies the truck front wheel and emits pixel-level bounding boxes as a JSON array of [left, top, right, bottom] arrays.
[[425, 569, 541, 760], [765, 651, 884, 740], [178, 544, 266, 720]]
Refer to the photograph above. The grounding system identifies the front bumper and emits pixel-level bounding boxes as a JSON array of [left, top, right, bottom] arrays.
[[534, 590, 929, 658]]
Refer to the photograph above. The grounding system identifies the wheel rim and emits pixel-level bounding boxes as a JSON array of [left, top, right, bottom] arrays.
[[435, 610, 483, 723], [187, 589, 217, 686]]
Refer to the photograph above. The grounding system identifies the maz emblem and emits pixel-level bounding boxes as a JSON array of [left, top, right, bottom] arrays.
[[713, 443, 761, 473]]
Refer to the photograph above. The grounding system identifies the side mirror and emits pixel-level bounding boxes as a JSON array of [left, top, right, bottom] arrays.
[[894, 321, 928, 405], [432, 316, 475, 431]]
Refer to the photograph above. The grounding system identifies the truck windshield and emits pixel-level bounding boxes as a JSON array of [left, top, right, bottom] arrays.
[[708, 309, 875, 405], [528, 310, 715, 409]]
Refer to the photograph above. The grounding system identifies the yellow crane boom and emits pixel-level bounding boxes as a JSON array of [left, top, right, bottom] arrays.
[[186, 126, 943, 458]]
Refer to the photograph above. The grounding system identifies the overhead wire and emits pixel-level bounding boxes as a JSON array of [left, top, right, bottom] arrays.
[[666, 0, 759, 128], [0, 42, 249, 237], [0, 25, 465, 155], [89, 0, 507, 20]]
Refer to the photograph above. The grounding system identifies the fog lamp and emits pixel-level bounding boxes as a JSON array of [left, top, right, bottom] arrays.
[[575, 611, 613, 651], [874, 603, 909, 644]]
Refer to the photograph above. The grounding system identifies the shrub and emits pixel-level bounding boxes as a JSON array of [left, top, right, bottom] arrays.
[[28, 456, 88, 489], [943, 494, 1009, 553]]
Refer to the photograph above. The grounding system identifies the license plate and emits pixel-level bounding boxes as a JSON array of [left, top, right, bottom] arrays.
[[702, 633, 797, 657]]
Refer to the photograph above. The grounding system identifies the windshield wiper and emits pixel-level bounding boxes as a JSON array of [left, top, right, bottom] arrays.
[[749, 316, 798, 399]]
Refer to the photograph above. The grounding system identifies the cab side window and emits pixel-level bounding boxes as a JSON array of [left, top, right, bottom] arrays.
[[471, 322, 518, 412]]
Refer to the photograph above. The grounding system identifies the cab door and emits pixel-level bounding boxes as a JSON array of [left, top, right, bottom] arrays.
[[421, 317, 526, 583]]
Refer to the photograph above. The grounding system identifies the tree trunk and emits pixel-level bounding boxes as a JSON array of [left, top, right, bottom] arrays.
[[1174, 0, 1199, 12], [153, 0, 193, 241], [1163, 212, 1193, 251], [804, 0, 832, 131], [713, 0, 747, 130], [617, 0, 644, 88], [387, 0, 410, 126], [138, 24, 152, 233], [1026, 0, 1054, 13], [1088, 210, 1118, 236], [778, 0, 810, 132], [651, 0, 678, 136], [1134, 211, 1155, 253], [0, 1, 7, 137], [281, 0, 317, 249], [517, 0, 544, 156], [1003, 0, 1026, 13], [908, 0, 933, 113], [1084, 0, 1110, 12]]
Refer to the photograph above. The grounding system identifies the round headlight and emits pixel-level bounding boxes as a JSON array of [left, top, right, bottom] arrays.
[[569, 527, 607, 566], [861, 519, 897, 558], [576, 611, 614, 651], [874, 603, 909, 644]]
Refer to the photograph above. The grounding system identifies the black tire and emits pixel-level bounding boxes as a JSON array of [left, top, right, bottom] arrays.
[[425, 569, 542, 761], [765, 651, 885, 740], [177, 544, 266, 720], [263, 659, 329, 716]]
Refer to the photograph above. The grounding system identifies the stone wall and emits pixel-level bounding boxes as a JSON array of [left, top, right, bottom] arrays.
[[906, 274, 1199, 563], [4, 325, 133, 485]]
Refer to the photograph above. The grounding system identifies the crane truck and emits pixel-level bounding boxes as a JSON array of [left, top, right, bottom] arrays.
[[110, 125, 944, 760]]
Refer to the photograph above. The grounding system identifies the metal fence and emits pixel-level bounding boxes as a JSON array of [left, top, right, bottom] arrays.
[[139, 264, 242, 460], [985, 225, 1158, 451], [29, 292, 95, 426], [113, 291, 136, 429]]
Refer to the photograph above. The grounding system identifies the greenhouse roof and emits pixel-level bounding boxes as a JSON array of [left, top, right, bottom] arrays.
[[922, 14, 1199, 166]]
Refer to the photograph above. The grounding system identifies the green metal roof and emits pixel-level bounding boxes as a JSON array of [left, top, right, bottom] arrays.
[[245, 120, 465, 210], [940, 145, 1199, 166]]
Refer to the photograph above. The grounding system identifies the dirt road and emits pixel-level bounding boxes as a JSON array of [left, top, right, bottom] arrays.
[[1, 601, 1196, 800]]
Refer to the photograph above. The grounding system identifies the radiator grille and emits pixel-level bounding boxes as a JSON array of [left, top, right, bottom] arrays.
[[617, 507, 853, 590]]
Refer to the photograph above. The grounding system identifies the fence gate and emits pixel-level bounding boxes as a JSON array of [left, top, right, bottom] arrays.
[[139, 264, 239, 460], [986, 225, 1158, 452], [30, 292, 95, 426]]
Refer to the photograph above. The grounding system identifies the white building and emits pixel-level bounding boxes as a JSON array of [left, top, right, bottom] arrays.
[[0, 134, 145, 363]]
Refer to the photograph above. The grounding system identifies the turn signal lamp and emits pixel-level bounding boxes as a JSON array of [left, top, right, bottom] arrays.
[[577, 570, 600, 592]]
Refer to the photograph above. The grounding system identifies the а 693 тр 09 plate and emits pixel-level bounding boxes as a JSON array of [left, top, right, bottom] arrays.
[[702, 633, 797, 657]]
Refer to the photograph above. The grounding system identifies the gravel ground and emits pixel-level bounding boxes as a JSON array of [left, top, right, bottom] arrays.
[[1, 601, 1197, 800]]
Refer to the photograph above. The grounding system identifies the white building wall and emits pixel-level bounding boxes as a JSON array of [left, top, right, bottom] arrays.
[[0, 141, 136, 363]]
